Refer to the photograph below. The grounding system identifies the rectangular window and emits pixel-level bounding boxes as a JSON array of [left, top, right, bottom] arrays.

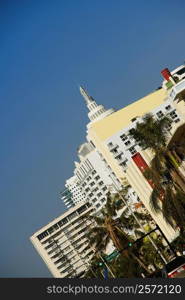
[[77, 205, 87, 214], [165, 105, 171, 110], [175, 118, 180, 123], [37, 231, 49, 241], [156, 110, 164, 118], [48, 227, 55, 234], [68, 212, 78, 221], [117, 154, 122, 161], [125, 141, 131, 146], [120, 134, 127, 141], [112, 148, 118, 153], [108, 142, 113, 147], [170, 111, 178, 119], [129, 147, 137, 155]]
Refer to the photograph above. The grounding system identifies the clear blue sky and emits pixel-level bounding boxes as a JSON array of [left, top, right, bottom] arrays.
[[0, 0, 185, 277]]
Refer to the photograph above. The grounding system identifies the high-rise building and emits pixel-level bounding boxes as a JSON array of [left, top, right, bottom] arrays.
[[75, 142, 118, 210], [74, 141, 139, 211], [30, 201, 95, 278], [31, 65, 185, 278], [60, 175, 86, 208], [86, 75, 185, 242]]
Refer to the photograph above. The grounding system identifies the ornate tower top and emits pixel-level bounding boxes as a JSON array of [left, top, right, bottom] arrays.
[[79, 85, 115, 125], [79, 86, 94, 105]]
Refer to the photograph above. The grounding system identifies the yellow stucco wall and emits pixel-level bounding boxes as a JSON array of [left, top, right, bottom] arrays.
[[88, 89, 167, 142], [87, 89, 167, 182]]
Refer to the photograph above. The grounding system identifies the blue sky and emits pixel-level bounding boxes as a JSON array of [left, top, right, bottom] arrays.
[[0, 0, 185, 277]]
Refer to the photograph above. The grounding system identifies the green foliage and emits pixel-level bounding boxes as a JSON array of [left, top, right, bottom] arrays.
[[130, 113, 185, 230], [129, 113, 170, 152]]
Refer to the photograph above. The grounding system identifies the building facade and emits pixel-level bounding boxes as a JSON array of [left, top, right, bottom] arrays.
[[30, 201, 95, 278], [31, 65, 185, 278], [86, 72, 185, 242], [60, 175, 86, 208]]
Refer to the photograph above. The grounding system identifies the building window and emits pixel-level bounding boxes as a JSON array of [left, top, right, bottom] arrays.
[[117, 154, 122, 161], [85, 187, 90, 193], [120, 159, 128, 167], [129, 147, 137, 155], [156, 110, 164, 118], [120, 134, 127, 141], [48, 227, 55, 234], [95, 175, 100, 181], [174, 118, 180, 123], [77, 205, 87, 214], [169, 110, 178, 120], [37, 231, 49, 241], [92, 170, 96, 175], [89, 193, 93, 197], [87, 176, 91, 181], [68, 212, 78, 221], [124, 141, 131, 146], [108, 142, 113, 148], [101, 198, 106, 203], [96, 203, 101, 209], [97, 192, 102, 197], [90, 181, 95, 187], [112, 148, 118, 154], [99, 181, 104, 186], [165, 105, 171, 110], [102, 186, 107, 191], [92, 198, 97, 203], [53, 224, 59, 230]]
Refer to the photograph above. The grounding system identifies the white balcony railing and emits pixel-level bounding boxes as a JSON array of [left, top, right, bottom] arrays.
[[168, 79, 185, 101]]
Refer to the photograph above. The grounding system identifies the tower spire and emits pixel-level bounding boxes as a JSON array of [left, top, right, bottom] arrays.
[[79, 85, 115, 125], [79, 86, 94, 106]]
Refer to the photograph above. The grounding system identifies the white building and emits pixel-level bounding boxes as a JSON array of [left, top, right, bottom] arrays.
[[60, 175, 86, 208], [30, 201, 95, 278], [74, 142, 119, 211], [162, 64, 185, 90]]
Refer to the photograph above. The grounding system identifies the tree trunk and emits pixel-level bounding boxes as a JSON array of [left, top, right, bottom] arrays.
[[130, 253, 151, 274], [106, 222, 123, 250], [170, 169, 185, 192], [167, 150, 185, 187]]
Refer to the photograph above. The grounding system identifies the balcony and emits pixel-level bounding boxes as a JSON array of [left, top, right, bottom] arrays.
[[168, 79, 185, 101], [118, 161, 128, 172], [108, 143, 119, 151], [113, 150, 123, 159]]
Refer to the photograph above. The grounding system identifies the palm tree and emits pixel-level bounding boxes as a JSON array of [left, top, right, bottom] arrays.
[[111, 254, 144, 278], [86, 193, 151, 275], [84, 256, 104, 278], [150, 182, 185, 230], [129, 113, 185, 229], [129, 113, 185, 191]]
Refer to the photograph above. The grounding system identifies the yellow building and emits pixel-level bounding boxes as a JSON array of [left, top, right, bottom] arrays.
[[84, 87, 184, 242]]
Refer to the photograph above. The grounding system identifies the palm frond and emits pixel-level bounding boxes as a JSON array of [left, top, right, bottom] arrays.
[[150, 188, 161, 213]]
